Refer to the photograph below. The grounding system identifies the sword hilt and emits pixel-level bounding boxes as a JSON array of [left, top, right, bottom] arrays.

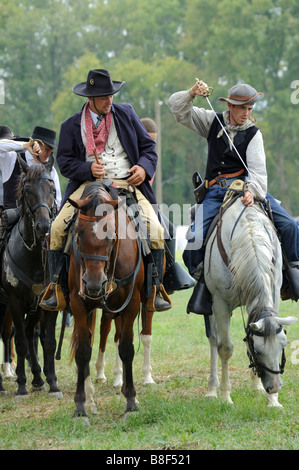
[[195, 78, 213, 97]]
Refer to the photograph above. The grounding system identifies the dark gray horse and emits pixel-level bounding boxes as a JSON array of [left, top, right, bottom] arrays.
[[0, 160, 61, 398]]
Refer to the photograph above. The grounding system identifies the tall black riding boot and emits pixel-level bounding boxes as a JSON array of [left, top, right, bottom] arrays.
[[285, 266, 299, 301], [186, 272, 212, 315], [151, 249, 172, 312], [39, 250, 67, 311], [163, 238, 195, 294]]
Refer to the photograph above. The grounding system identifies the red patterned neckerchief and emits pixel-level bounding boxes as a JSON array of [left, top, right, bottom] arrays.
[[85, 103, 112, 156]]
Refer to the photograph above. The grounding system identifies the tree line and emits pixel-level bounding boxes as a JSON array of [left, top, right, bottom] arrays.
[[1, 0, 299, 216]]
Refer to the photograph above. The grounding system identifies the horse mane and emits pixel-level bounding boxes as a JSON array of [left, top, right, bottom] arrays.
[[79, 182, 111, 214], [229, 207, 277, 315]]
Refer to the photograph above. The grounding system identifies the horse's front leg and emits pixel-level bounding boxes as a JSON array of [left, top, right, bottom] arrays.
[[141, 305, 155, 385], [205, 314, 220, 399], [1, 307, 15, 380], [96, 313, 112, 384], [73, 305, 96, 418], [40, 309, 62, 398], [213, 299, 234, 404], [25, 313, 45, 391], [112, 316, 123, 387], [12, 314, 29, 396], [119, 310, 138, 413]]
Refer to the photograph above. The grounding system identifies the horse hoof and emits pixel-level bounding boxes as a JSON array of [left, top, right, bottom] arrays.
[[95, 375, 107, 384], [1, 363, 16, 380], [205, 393, 217, 400], [73, 414, 91, 426], [15, 393, 29, 400], [143, 376, 156, 385], [113, 378, 123, 388], [125, 401, 139, 414], [31, 384, 46, 392], [49, 391, 63, 399], [123, 409, 138, 420]]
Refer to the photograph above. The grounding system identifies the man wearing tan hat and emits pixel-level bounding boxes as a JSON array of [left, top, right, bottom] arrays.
[[168, 80, 299, 313]]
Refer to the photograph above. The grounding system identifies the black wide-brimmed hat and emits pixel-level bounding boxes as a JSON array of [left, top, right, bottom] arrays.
[[31, 126, 56, 149], [0, 125, 16, 139], [72, 69, 125, 97], [218, 84, 264, 105]]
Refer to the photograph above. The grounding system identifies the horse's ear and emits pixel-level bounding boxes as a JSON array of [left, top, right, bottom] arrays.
[[67, 197, 80, 209], [276, 316, 298, 326], [68, 196, 92, 210], [17, 155, 29, 173], [249, 321, 262, 332], [45, 153, 54, 172]]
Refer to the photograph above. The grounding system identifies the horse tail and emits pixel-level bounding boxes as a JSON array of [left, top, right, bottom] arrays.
[[69, 309, 97, 363], [229, 209, 277, 313]]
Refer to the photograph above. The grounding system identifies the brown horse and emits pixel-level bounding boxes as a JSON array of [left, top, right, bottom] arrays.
[[69, 181, 153, 418]]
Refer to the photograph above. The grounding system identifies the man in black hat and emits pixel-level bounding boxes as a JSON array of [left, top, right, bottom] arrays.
[[40, 68, 171, 312], [0, 125, 61, 209], [24, 126, 61, 208], [168, 79, 299, 313], [0, 126, 41, 210]]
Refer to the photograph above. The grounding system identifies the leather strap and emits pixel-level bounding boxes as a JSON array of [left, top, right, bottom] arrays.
[[0, 169, 3, 208], [208, 169, 245, 187]]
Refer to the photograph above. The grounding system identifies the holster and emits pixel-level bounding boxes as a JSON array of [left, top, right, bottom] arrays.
[[192, 171, 209, 204]]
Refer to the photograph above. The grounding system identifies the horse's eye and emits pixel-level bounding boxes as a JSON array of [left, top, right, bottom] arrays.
[[24, 185, 33, 195]]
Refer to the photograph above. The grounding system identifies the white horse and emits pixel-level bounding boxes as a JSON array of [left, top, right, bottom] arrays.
[[204, 197, 297, 408]]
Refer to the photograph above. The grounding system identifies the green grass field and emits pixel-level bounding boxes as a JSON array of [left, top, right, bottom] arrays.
[[0, 264, 298, 450]]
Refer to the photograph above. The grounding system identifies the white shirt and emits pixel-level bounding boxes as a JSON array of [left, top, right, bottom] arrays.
[[86, 109, 131, 179], [0, 139, 25, 183], [0, 139, 62, 208], [167, 90, 267, 199]]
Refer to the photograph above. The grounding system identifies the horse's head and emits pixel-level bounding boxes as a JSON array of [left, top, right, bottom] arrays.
[[246, 310, 297, 394], [18, 160, 56, 242], [69, 183, 119, 299]]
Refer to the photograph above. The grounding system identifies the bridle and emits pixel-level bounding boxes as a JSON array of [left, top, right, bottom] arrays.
[[243, 309, 286, 377], [74, 210, 116, 298], [4, 171, 56, 302], [19, 173, 57, 250], [74, 206, 142, 318]]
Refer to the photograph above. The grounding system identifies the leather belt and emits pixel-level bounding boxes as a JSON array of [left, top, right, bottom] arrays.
[[208, 169, 244, 188]]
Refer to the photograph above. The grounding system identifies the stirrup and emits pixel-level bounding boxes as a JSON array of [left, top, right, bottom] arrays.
[[146, 285, 172, 312], [40, 283, 67, 311], [186, 281, 212, 315]]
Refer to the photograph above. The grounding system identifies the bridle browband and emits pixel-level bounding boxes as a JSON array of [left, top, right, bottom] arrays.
[[75, 209, 115, 264], [244, 308, 286, 377]]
